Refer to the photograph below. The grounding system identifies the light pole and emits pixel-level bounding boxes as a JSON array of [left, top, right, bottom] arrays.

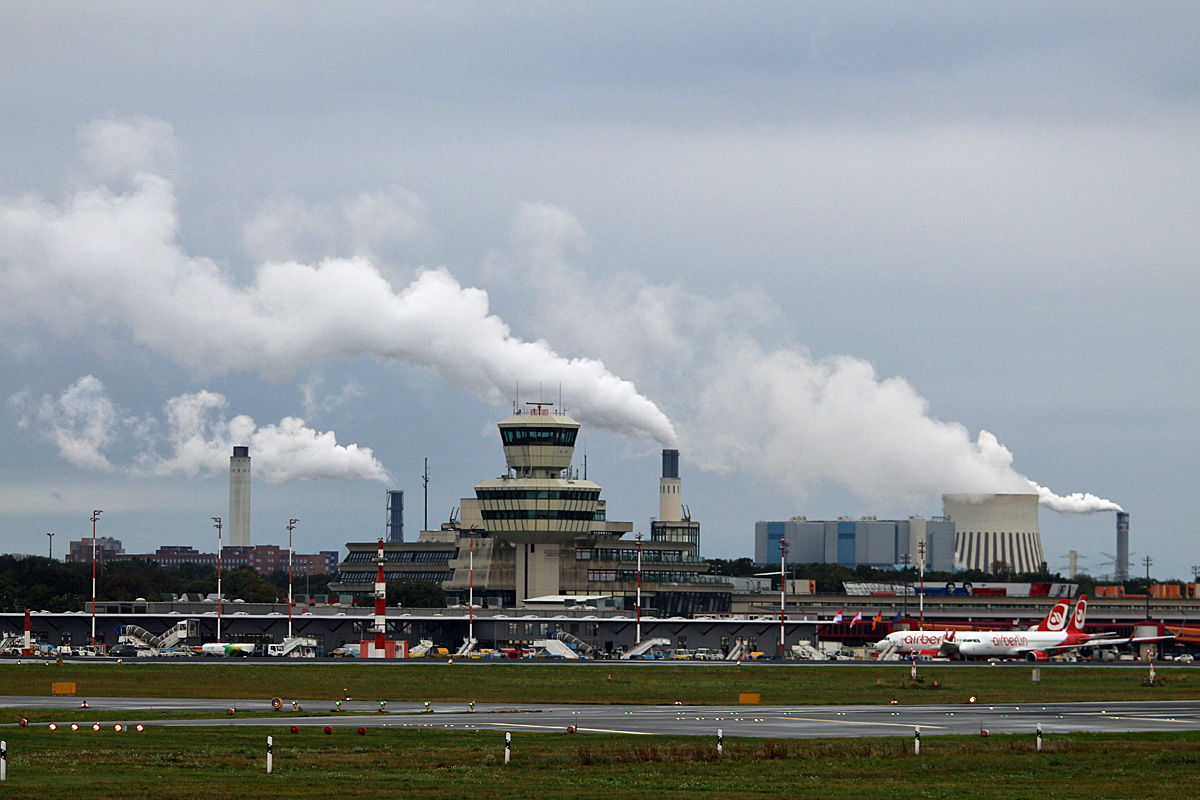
[[46, 532, 54, 560], [917, 539, 926, 629], [635, 532, 643, 646], [212, 517, 223, 641], [90, 510, 102, 645], [287, 518, 299, 641], [1144, 555, 1154, 621], [468, 527, 475, 647], [779, 536, 788, 659]]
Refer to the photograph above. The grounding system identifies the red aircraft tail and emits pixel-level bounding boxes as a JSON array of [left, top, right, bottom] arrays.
[[1034, 598, 1071, 632], [1066, 595, 1089, 634]]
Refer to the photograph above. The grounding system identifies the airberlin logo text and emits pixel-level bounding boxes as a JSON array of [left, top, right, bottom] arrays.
[[901, 634, 947, 646], [990, 634, 1029, 647]]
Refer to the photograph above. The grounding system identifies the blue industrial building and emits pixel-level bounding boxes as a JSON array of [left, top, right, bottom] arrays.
[[754, 516, 956, 573]]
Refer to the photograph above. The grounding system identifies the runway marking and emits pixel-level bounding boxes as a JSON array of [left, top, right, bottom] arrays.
[[473, 722, 656, 735], [770, 716, 947, 729]]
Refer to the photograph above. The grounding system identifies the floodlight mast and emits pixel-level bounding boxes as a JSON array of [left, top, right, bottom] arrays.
[[779, 537, 788, 659], [90, 510, 102, 645], [287, 519, 299, 640], [636, 533, 643, 646], [468, 527, 476, 646], [212, 517, 223, 641]]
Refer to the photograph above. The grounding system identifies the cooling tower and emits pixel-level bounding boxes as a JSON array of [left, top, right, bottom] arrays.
[[943, 493, 1044, 574]]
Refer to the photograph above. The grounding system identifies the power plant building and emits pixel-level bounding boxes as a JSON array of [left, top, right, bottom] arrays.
[[755, 517, 956, 573], [943, 493, 1044, 574]]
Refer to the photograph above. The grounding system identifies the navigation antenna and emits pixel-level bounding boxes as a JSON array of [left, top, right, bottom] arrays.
[[423, 457, 430, 533]]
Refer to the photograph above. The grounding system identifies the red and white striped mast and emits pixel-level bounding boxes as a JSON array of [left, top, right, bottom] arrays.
[[90, 510, 102, 646], [468, 527, 475, 648], [779, 536, 788, 659], [374, 537, 387, 655], [22, 609, 31, 657], [635, 532, 643, 646], [287, 519, 298, 640], [212, 517, 223, 641]]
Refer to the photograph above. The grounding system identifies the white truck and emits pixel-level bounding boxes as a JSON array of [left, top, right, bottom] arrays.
[[266, 636, 319, 657]]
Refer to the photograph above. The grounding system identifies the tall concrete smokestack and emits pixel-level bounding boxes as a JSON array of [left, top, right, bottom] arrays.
[[386, 490, 404, 543], [659, 449, 681, 523], [229, 446, 251, 547], [1116, 511, 1130, 582]]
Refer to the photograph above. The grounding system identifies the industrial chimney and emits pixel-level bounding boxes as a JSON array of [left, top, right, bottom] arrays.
[[659, 448, 681, 523], [386, 489, 405, 543], [1116, 511, 1130, 582], [229, 446, 251, 547]]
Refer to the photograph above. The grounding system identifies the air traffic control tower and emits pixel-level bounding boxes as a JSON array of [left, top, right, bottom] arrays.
[[474, 404, 601, 604]]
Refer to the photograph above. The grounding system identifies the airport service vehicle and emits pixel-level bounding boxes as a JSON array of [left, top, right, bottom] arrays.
[[194, 642, 257, 657], [266, 636, 318, 657], [874, 598, 1071, 658], [941, 595, 1172, 662]]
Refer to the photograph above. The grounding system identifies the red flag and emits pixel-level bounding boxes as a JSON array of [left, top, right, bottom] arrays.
[[850, 611, 863, 625], [831, 608, 843, 624]]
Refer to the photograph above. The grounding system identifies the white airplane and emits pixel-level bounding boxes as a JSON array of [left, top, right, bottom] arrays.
[[874, 598, 1071, 658], [941, 594, 1172, 662]]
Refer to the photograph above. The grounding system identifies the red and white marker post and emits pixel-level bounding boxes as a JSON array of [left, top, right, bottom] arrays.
[[374, 538, 386, 657]]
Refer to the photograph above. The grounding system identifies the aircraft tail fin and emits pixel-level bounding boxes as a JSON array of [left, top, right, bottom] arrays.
[[1034, 598, 1071, 632], [1066, 594, 1089, 633]]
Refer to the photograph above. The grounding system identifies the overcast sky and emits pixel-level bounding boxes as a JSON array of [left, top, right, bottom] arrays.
[[1, 3, 1196, 579]]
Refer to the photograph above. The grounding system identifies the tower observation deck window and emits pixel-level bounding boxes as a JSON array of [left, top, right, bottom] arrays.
[[481, 509, 597, 522], [501, 427, 578, 447], [476, 488, 600, 502]]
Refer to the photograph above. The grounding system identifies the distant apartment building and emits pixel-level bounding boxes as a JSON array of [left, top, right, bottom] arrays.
[[66, 536, 125, 564], [65, 539, 337, 576]]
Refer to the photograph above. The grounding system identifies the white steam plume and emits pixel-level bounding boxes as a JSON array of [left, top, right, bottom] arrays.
[[9, 376, 390, 484], [0, 117, 674, 447], [488, 201, 1122, 515]]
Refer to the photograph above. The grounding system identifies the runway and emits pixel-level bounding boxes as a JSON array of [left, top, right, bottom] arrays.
[[4, 696, 1200, 739]]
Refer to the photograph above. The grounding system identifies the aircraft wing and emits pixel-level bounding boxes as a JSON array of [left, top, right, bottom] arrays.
[[1037, 633, 1175, 652]]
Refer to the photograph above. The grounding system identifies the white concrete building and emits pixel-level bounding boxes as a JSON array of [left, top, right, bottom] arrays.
[[229, 446, 251, 547]]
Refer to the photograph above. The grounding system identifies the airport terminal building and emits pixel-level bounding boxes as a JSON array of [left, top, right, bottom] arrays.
[[330, 408, 731, 616]]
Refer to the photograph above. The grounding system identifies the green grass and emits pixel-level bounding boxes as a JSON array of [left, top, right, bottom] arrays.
[[2, 661, 1196, 706], [0, 725, 1197, 799]]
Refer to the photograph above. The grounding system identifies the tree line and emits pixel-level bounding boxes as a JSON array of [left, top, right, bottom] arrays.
[[0, 553, 445, 612]]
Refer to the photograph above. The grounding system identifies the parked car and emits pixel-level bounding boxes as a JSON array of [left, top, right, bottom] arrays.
[[1177, 654, 1194, 663], [109, 644, 138, 658]]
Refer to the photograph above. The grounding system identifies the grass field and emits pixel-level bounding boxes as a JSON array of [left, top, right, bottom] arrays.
[[2, 662, 1197, 798], [2, 661, 1194, 706], [1, 724, 1197, 799]]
